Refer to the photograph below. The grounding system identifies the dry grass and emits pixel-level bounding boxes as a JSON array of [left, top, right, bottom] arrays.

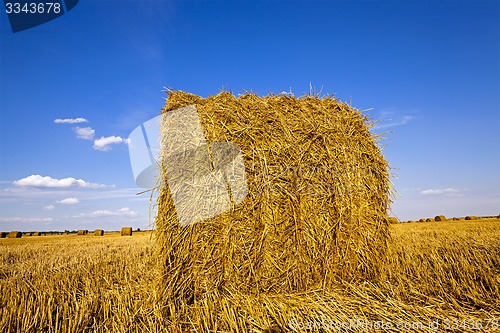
[[0, 220, 498, 332]]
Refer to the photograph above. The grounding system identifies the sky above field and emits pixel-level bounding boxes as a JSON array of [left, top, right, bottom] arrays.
[[1, 0, 499, 232]]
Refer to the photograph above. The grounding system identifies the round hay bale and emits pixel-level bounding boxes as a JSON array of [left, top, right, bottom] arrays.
[[94, 229, 104, 236], [465, 216, 477, 220], [77, 230, 87, 236], [434, 215, 447, 222], [425, 218, 432, 222], [0, 232, 7, 238], [418, 218, 425, 222], [156, 91, 391, 304], [7, 231, 22, 238], [121, 227, 133, 236], [452, 217, 459, 221], [388, 217, 399, 224]]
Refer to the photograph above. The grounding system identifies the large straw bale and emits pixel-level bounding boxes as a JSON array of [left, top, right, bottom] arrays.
[[434, 215, 447, 222], [77, 229, 88, 236], [121, 227, 133, 236], [0, 232, 7, 238], [155, 90, 391, 312], [7, 231, 22, 238]]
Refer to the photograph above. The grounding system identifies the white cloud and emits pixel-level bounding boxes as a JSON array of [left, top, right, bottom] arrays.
[[73, 127, 95, 140], [57, 197, 80, 205], [76, 207, 139, 218], [420, 188, 460, 195], [44, 204, 55, 210], [93, 136, 130, 151], [0, 217, 54, 223], [13, 175, 106, 189], [54, 118, 88, 124]]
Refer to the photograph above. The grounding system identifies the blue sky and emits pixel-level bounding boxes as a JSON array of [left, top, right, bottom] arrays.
[[1, 0, 499, 232]]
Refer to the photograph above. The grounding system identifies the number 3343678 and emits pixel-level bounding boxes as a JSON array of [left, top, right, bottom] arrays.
[[5, 2, 62, 14]]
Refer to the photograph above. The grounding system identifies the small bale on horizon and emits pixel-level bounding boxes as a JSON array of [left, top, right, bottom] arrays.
[[465, 216, 477, 220], [425, 218, 432, 222], [418, 218, 425, 222], [121, 227, 132, 236], [389, 217, 399, 224], [434, 215, 447, 222], [94, 229, 104, 236], [7, 231, 22, 238], [452, 217, 459, 221], [77, 230, 88, 236]]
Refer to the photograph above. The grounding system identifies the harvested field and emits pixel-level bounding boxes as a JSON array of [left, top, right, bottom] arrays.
[[0, 221, 498, 332]]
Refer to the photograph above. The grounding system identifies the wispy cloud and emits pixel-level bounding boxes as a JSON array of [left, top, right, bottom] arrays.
[[57, 197, 80, 205], [44, 204, 55, 210], [54, 118, 88, 124], [0, 217, 54, 223], [73, 126, 95, 140], [374, 115, 414, 130], [420, 188, 461, 196], [93, 136, 130, 151], [76, 207, 139, 218], [13, 175, 106, 189]]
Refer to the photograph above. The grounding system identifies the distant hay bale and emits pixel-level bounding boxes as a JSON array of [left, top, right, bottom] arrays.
[[465, 216, 477, 220], [94, 229, 104, 236], [452, 217, 459, 221], [7, 231, 22, 238], [0, 232, 7, 238], [33, 232, 41, 236], [418, 218, 425, 222], [425, 218, 432, 222], [155, 90, 391, 315], [121, 227, 133, 236], [77, 230, 88, 236], [388, 217, 399, 224], [434, 215, 447, 222]]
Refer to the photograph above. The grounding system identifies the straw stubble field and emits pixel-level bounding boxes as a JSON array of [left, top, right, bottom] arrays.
[[0, 219, 499, 332]]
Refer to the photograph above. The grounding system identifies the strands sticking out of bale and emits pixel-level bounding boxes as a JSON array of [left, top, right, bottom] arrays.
[[435, 215, 447, 222], [77, 230, 88, 236], [0, 232, 7, 238], [94, 229, 104, 236], [121, 227, 132, 236], [155, 90, 391, 321], [7, 231, 22, 238], [465, 216, 477, 220]]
